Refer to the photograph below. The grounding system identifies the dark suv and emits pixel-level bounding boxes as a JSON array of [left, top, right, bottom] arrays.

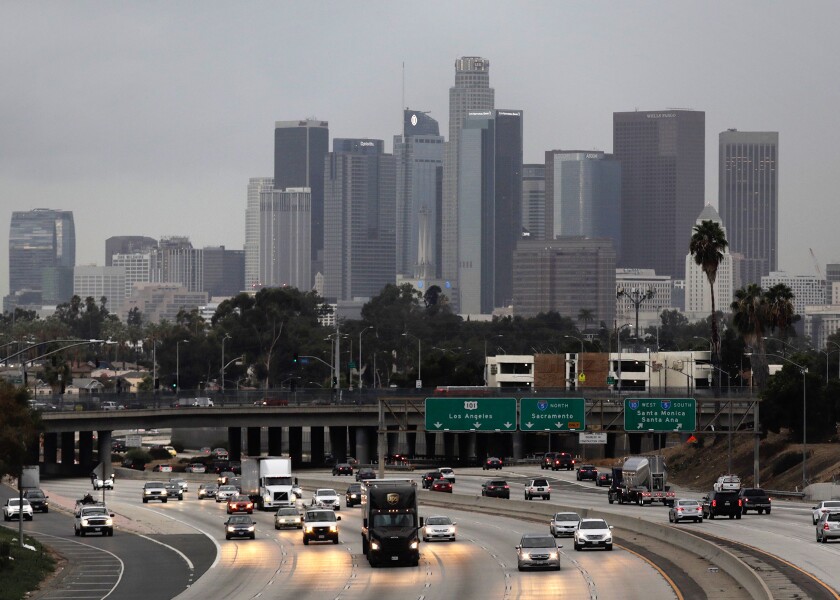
[[22, 489, 49, 513], [738, 488, 771, 515], [541, 452, 559, 470], [702, 490, 742, 519], [576, 464, 598, 481], [552, 452, 575, 471], [481, 479, 510, 499]]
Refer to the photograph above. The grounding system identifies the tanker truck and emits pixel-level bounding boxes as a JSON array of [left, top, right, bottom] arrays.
[[608, 455, 675, 506]]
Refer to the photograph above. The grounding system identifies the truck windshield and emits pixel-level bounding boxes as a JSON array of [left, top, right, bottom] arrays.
[[264, 476, 293, 486], [372, 513, 414, 527]]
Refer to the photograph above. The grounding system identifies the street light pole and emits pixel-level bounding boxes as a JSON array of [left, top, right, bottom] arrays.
[[359, 326, 372, 389], [176, 339, 188, 395], [615, 323, 631, 393], [617, 286, 655, 349], [221, 334, 231, 394], [402, 332, 421, 386]]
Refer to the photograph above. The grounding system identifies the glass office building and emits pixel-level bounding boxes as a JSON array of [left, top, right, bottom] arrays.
[[8, 208, 75, 304]]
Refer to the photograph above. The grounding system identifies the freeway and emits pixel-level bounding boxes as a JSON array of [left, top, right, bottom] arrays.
[[33, 475, 683, 600]]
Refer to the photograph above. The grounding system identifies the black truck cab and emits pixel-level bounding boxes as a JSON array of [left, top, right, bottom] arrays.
[[361, 479, 422, 567]]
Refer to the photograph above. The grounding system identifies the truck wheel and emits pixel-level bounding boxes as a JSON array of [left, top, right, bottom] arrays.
[[709, 513, 714, 520], [303, 537, 309, 545], [606, 544, 613, 551], [728, 514, 734, 519], [362, 538, 368, 554], [736, 514, 741, 520], [765, 508, 771, 514], [80, 530, 86, 537], [143, 498, 148, 503], [333, 537, 339, 544], [608, 496, 614, 505], [74, 527, 80, 536]]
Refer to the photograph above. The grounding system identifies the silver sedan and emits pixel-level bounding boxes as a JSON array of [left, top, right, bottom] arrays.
[[669, 499, 704, 524], [816, 511, 840, 543]]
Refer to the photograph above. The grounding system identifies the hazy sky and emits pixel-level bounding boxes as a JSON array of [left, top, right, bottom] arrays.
[[2, 1, 839, 299]]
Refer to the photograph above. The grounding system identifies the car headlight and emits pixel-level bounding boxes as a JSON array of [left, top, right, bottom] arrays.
[[264, 494, 272, 502], [248, 526, 255, 532], [81, 519, 89, 526], [522, 552, 531, 560], [227, 526, 235, 532], [549, 552, 558, 559], [410, 540, 419, 549], [605, 536, 612, 543], [144, 490, 151, 495], [305, 526, 313, 533], [350, 494, 357, 498], [105, 518, 113, 526], [370, 541, 380, 550], [329, 525, 337, 532]]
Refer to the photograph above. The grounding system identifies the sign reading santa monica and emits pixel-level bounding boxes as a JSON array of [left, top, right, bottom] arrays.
[[624, 398, 696, 432]]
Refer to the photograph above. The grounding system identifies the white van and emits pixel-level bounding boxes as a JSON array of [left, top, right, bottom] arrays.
[[192, 397, 214, 407], [101, 401, 120, 411]]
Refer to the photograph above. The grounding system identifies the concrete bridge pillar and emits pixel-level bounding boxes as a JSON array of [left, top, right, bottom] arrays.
[[228, 427, 242, 462], [246, 427, 261, 457], [78, 431, 94, 471], [288, 427, 303, 469], [268, 427, 283, 456], [329, 427, 347, 462], [443, 433, 456, 463], [43, 433, 58, 464], [512, 432, 524, 460], [97, 430, 112, 481], [310, 427, 325, 465], [355, 427, 369, 465], [60, 432, 75, 467], [458, 433, 477, 465], [424, 432, 437, 458], [387, 425, 398, 457], [406, 425, 417, 458]]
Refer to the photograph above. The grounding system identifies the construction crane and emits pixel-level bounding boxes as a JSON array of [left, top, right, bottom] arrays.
[[810, 248, 823, 278]]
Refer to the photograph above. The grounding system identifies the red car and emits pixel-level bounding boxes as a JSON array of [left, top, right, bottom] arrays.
[[227, 495, 254, 514], [431, 480, 453, 493]]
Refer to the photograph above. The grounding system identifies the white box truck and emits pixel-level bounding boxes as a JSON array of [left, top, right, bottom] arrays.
[[241, 457, 297, 510]]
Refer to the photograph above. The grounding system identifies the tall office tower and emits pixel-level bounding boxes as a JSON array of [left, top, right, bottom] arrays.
[[684, 205, 735, 322], [442, 57, 494, 285], [112, 252, 156, 299], [156, 237, 203, 293], [104, 236, 157, 266], [324, 139, 396, 302], [512, 237, 616, 323], [457, 110, 523, 314], [8, 209, 75, 304], [719, 130, 779, 286], [394, 109, 444, 279], [274, 120, 329, 283], [259, 188, 312, 290], [613, 110, 705, 278], [245, 177, 274, 289], [521, 164, 545, 239], [202, 246, 245, 297], [827, 263, 840, 304], [544, 151, 621, 254], [73, 266, 126, 313]]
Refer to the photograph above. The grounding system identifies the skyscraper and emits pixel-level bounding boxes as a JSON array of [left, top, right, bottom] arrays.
[[323, 139, 396, 302], [613, 110, 705, 278], [259, 188, 311, 291], [8, 209, 75, 304], [521, 164, 545, 240], [394, 110, 444, 279], [544, 151, 621, 255], [104, 236, 157, 266], [457, 109, 523, 313], [442, 57, 494, 285], [274, 120, 329, 282], [202, 246, 245, 297], [718, 130, 779, 286], [245, 177, 274, 289]]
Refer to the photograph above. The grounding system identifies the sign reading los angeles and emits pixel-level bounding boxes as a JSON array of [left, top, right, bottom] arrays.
[[424, 397, 517, 432]]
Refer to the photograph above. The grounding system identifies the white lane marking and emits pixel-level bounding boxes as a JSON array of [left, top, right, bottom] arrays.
[[136, 533, 194, 570], [136, 505, 222, 570]]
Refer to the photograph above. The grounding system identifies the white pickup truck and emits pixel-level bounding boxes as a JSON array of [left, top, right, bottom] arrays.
[[713, 474, 741, 491], [74, 502, 114, 536]]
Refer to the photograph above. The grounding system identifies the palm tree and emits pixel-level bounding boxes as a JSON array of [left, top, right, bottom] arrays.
[[577, 308, 595, 333], [689, 220, 729, 388], [731, 284, 770, 389], [765, 283, 796, 337]]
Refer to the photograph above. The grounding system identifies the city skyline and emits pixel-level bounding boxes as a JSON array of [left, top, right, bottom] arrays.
[[2, 2, 839, 298]]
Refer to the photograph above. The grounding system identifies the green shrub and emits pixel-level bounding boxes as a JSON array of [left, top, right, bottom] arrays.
[[148, 447, 171, 460], [124, 448, 153, 464]]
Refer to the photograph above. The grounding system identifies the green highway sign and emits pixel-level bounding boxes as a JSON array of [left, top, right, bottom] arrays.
[[425, 397, 517, 432], [624, 398, 696, 432], [519, 398, 586, 431]]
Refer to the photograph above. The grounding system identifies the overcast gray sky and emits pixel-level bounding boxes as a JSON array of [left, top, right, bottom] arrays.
[[2, 1, 839, 299]]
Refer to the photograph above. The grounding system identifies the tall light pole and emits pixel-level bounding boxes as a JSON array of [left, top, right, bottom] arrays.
[[751, 352, 808, 489], [402, 332, 421, 387], [359, 326, 372, 389], [828, 341, 840, 380], [220, 334, 231, 393], [176, 339, 188, 395], [615, 323, 631, 393], [617, 286, 655, 349]]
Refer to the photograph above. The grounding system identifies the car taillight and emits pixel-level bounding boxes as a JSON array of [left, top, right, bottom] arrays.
[[504, 485, 509, 489], [712, 500, 717, 507], [824, 523, 831, 531], [738, 499, 743, 506], [677, 508, 683, 512]]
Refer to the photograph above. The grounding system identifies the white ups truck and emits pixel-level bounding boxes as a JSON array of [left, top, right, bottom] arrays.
[[241, 457, 297, 510]]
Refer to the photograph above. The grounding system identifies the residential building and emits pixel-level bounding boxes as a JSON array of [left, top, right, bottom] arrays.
[[684, 205, 735, 322], [323, 139, 396, 302], [442, 56, 494, 285], [104, 236, 156, 266], [394, 109, 444, 279], [73, 266, 126, 312], [512, 237, 616, 324], [259, 188, 311, 291], [718, 130, 778, 286], [8, 209, 75, 304], [245, 177, 274, 290], [274, 120, 329, 282], [121, 283, 208, 323], [613, 110, 705, 278], [521, 164, 545, 240], [544, 150, 621, 255]]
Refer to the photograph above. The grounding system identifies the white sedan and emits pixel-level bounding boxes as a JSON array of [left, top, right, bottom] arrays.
[[812, 500, 840, 524], [311, 489, 341, 511], [669, 499, 704, 524], [3, 498, 34, 521], [574, 518, 613, 551], [423, 515, 456, 542]]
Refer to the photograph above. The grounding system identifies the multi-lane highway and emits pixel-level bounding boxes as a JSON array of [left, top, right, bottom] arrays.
[[5, 464, 840, 600]]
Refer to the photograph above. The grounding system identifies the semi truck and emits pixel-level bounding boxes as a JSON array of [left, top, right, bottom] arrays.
[[241, 457, 297, 510], [361, 479, 422, 567], [608, 455, 675, 506]]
